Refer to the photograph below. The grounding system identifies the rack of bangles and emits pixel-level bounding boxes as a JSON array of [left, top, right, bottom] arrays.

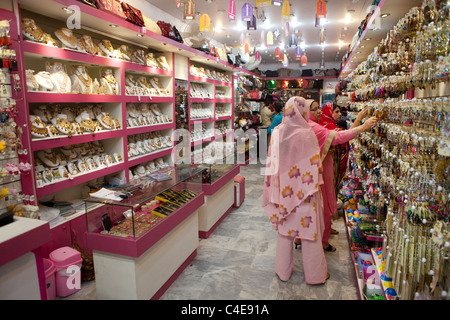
[[0, 17, 39, 222]]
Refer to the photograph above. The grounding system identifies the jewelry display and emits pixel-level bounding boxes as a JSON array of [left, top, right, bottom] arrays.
[[54, 27, 78, 50], [22, 18, 43, 42], [190, 65, 230, 82], [71, 65, 92, 94], [29, 115, 48, 138], [26, 69, 39, 92], [127, 131, 173, 159], [190, 82, 213, 99], [34, 71, 54, 91], [340, 0, 449, 301], [100, 69, 119, 95], [46, 62, 71, 93], [156, 56, 170, 70], [34, 141, 121, 187], [77, 35, 102, 56], [190, 103, 213, 119], [41, 33, 57, 47], [117, 45, 132, 61], [132, 49, 145, 65], [98, 40, 117, 58]]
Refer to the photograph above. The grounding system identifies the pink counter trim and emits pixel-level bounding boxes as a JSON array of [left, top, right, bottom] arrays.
[[86, 192, 204, 257]]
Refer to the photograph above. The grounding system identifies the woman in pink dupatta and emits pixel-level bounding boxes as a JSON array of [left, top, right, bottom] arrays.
[[308, 100, 376, 252], [263, 96, 328, 284]]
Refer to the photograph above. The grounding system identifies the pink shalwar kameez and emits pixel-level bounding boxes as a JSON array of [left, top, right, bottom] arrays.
[[308, 108, 356, 246], [263, 97, 328, 284]]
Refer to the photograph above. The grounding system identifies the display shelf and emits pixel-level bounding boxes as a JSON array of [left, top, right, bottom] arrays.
[[31, 129, 124, 151], [126, 122, 173, 136], [127, 147, 173, 169], [25, 92, 122, 103], [123, 95, 173, 103], [190, 98, 215, 103], [36, 161, 125, 198]]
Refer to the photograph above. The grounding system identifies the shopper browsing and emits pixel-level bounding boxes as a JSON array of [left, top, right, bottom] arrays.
[[260, 96, 275, 128], [263, 96, 329, 284], [267, 101, 284, 135], [308, 99, 377, 252]]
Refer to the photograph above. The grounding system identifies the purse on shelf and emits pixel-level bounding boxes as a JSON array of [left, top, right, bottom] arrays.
[[157, 21, 176, 40], [172, 26, 183, 43], [121, 2, 145, 27], [95, 0, 126, 19], [143, 15, 162, 35]]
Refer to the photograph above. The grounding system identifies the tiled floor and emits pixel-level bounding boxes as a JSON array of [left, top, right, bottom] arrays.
[[60, 163, 359, 300]]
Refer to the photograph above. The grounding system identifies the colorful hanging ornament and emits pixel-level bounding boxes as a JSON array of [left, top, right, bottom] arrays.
[[275, 47, 281, 58], [281, 1, 290, 20], [316, 0, 326, 19], [266, 31, 273, 45], [256, 0, 271, 7], [176, 0, 181, 9], [244, 43, 249, 55], [272, 0, 283, 6], [320, 56, 325, 68], [282, 55, 289, 67], [289, 34, 297, 47], [242, 3, 253, 22], [278, 51, 284, 62], [199, 14, 211, 31], [295, 46, 302, 60], [184, 0, 195, 20], [284, 21, 290, 37], [255, 51, 261, 61], [228, 0, 236, 21], [301, 53, 308, 66], [247, 15, 257, 30]]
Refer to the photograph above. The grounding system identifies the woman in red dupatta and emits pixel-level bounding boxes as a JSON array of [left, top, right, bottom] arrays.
[[308, 100, 373, 252]]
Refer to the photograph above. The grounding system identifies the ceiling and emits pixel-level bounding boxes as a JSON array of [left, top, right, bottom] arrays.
[[146, 0, 423, 73]]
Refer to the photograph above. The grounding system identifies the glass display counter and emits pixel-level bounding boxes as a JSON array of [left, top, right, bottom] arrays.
[[84, 164, 204, 300]]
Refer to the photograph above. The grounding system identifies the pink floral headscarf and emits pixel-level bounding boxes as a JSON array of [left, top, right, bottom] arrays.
[[262, 96, 323, 239]]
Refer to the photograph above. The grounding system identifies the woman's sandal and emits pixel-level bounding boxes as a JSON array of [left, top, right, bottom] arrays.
[[331, 228, 339, 234], [294, 238, 302, 249], [323, 244, 336, 252]]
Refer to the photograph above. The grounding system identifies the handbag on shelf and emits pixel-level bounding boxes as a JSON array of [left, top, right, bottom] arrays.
[[121, 2, 145, 27], [143, 16, 162, 35], [95, 0, 126, 19], [172, 26, 184, 43], [157, 21, 176, 40]]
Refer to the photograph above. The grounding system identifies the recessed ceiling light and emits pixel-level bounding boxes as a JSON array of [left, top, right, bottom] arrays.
[[109, 24, 119, 28], [365, 38, 371, 41], [137, 34, 144, 37], [381, 13, 390, 18]]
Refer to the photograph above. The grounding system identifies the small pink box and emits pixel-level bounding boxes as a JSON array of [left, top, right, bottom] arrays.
[[49, 247, 82, 297], [234, 175, 245, 208]]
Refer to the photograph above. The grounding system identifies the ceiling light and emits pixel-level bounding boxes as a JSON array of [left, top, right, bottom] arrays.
[[62, 7, 74, 13], [365, 38, 371, 41], [137, 34, 144, 37], [380, 13, 390, 18], [109, 24, 119, 28]]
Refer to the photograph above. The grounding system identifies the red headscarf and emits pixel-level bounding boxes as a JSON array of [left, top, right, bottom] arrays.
[[318, 102, 339, 130]]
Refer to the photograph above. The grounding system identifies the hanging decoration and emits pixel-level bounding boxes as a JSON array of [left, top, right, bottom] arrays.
[[282, 55, 289, 67], [255, 51, 261, 61], [301, 53, 308, 66], [242, 3, 253, 22], [320, 56, 325, 68], [278, 51, 284, 62], [266, 31, 273, 46], [244, 43, 250, 55], [272, 0, 283, 6], [281, 1, 290, 20], [319, 29, 325, 45], [261, 30, 265, 46], [284, 21, 290, 37], [199, 14, 211, 31], [295, 46, 302, 60], [240, 32, 245, 46], [256, 0, 271, 6], [176, 0, 181, 9], [316, 0, 326, 19], [289, 34, 297, 47], [274, 47, 281, 58], [183, 0, 195, 20], [228, 0, 236, 21], [247, 15, 257, 30]]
